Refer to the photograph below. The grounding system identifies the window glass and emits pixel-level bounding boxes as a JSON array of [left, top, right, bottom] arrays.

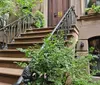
[[89, 37, 100, 76], [86, 0, 100, 8], [87, 0, 95, 8], [96, 0, 100, 5]]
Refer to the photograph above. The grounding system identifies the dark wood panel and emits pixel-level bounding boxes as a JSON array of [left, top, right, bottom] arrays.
[[48, 0, 69, 27]]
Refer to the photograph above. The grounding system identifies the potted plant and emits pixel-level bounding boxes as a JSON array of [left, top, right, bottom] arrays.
[[85, 4, 96, 15]]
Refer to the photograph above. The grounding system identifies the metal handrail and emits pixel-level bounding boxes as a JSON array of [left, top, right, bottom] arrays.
[[14, 6, 77, 85], [41, 6, 77, 49], [0, 14, 34, 49]]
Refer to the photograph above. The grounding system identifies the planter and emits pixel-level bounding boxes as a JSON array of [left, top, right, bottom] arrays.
[[88, 9, 96, 15]]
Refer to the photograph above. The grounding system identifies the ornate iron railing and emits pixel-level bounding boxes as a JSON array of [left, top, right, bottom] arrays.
[[14, 6, 77, 85], [0, 14, 34, 49]]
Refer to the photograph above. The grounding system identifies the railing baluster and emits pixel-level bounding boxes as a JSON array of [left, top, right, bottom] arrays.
[[18, 20, 21, 35], [4, 28, 8, 49], [23, 18, 25, 32], [64, 18, 67, 40]]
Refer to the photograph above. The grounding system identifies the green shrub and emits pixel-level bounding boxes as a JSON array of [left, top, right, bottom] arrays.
[[18, 35, 100, 85], [32, 10, 45, 28]]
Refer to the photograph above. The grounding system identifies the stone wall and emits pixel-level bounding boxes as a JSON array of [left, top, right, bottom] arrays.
[[76, 15, 100, 56]]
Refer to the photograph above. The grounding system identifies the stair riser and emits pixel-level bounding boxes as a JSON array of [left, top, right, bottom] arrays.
[[8, 44, 42, 49], [15, 38, 43, 42], [0, 74, 19, 84], [0, 52, 25, 58], [26, 30, 53, 33], [21, 32, 51, 37], [0, 61, 26, 69], [8, 45, 32, 49]]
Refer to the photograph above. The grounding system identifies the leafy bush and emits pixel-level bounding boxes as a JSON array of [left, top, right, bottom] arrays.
[[32, 10, 45, 28], [18, 35, 100, 85]]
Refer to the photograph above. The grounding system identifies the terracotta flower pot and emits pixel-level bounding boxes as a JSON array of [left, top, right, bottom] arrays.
[[88, 9, 96, 15]]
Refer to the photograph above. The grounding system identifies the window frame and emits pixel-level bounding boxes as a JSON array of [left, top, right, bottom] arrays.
[[86, 0, 100, 8]]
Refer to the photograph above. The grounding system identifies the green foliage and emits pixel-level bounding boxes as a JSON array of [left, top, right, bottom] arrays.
[[15, 62, 28, 68], [18, 35, 100, 85], [0, 0, 16, 15], [16, 0, 37, 15], [32, 10, 45, 28], [18, 36, 75, 85], [85, 4, 100, 15], [89, 46, 95, 53], [0, 0, 41, 15], [94, 6, 100, 13]]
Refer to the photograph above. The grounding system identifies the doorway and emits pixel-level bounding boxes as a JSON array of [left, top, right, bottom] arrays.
[[88, 36, 100, 76], [48, 0, 69, 26]]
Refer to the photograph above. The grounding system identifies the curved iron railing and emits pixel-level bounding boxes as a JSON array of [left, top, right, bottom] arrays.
[[0, 14, 34, 49], [14, 6, 77, 85]]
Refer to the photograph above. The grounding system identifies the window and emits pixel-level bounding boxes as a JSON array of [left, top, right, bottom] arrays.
[[86, 0, 100, 8], [96, 0, 100, 5], [89, 37, 100, 76]]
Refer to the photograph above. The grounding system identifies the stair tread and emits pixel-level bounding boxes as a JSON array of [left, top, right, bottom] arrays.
[[0, 57, 31, 62], [0, 82, 11, 85], [15, 35, 46, 39], [0, 49, 21, 52], [27, 27, 54, 31], [8, 41, 43, 45], [0, 67, 23, 76]]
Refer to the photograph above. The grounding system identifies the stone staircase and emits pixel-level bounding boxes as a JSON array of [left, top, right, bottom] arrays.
[[0, 6, 79, 85], [0, 27, 53, 85], [0, 25, 79, 85]]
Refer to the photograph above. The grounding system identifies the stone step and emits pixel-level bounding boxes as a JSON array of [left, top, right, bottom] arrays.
[[0, 49, 25, 58], [26, 29, 53, 33], [26, 27, 54, 32], [0, 67, 23, 84], [0, 57, 30, 68], [0, 82, 11, 85], [21, 30, 52, 37], [0, 27, 54, 85], [8, 41, 43, 49], [14, 35, 46, 42]]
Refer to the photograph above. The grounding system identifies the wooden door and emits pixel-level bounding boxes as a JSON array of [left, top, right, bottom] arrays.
[[48, 0, 69, 26]]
